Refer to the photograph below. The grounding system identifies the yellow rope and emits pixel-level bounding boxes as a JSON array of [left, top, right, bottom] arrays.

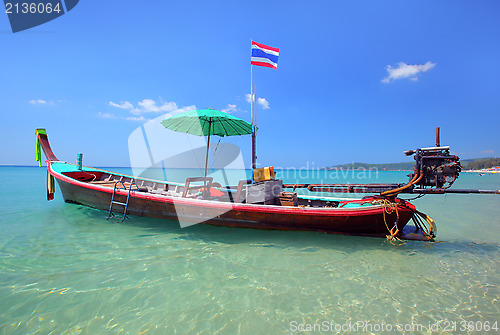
[[376, 199, 437, 243], [375, 199, 403, 242]]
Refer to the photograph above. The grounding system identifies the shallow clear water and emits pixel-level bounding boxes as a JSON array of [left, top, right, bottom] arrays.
[[0, 167, 499, 334]]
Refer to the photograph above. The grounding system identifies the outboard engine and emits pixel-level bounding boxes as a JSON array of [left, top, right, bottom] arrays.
[[405, 146, 461, 189]]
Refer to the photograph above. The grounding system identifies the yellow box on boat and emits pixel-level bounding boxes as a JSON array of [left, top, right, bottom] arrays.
[[253, 166, 276, 182]]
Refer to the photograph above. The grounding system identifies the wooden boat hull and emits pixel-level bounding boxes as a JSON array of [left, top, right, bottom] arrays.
[[38, 130, 417, 237], [49, 164, 415, 235]]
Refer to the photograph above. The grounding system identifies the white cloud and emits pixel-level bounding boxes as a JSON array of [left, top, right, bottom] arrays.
[[246, 94, 270, 109], [482, 149, 495, 155], [257, 98, 270, 109], [109, 98, 179, 114], [98, 112, 116, 119], [125, 116, 149, 122], [104, 98, 196, 122], [222, 104, 238, 113], [381, 61, 436, 83], [30, 99, 47, 104], [109, 101, 133, 109], [136, 99, 178, 114], [29, 99, 56, 105], [98, 111, 149, 122]]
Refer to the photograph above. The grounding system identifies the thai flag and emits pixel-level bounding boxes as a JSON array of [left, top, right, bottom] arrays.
[[251, 41, 279, 70]]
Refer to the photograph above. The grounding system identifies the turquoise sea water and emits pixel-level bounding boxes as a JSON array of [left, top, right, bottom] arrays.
[[0, 166, 499, 334]]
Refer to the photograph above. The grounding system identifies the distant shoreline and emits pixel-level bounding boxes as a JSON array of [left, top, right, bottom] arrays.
[[464, 170, 499, 174]]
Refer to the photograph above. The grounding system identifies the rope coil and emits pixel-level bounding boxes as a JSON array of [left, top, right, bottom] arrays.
[[375, 198, 437, 242], [375, 199, 401, 241]]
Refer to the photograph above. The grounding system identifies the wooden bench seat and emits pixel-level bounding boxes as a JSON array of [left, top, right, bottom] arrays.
[[90, 181, 131, 188]]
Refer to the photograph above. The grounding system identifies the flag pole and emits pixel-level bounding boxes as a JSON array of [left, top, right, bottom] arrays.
[[254, 84, 257, 128], [252, 84, 257, 170], [250, 40, 256, 170], [250, 51, 253, 126]]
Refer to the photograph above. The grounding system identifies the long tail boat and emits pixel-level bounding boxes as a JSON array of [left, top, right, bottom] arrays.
[[37, 124, 499, 240], [36, 129, 437, 240]]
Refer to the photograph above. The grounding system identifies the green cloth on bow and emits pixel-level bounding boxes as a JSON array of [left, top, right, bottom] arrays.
[[36, 129, 47, 167]]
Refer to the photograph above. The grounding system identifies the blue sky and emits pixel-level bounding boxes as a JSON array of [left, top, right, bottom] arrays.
[[1, 0, 499, 168]]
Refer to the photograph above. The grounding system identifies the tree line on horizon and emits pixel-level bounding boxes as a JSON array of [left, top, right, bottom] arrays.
[[463, 158, 500, 170]]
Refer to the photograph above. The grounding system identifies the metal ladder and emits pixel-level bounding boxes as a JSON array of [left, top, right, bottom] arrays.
[[107, 180, 139, 222]]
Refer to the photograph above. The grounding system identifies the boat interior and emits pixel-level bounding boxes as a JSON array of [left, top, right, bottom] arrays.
[[59, 167, 373, 209]]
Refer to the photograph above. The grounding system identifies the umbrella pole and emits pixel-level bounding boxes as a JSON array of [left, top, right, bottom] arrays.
[[204, 121, 212, 179], [202, 121, 212, 198]]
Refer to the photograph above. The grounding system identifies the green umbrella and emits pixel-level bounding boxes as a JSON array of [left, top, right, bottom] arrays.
[[161, 108, 253, 178]]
